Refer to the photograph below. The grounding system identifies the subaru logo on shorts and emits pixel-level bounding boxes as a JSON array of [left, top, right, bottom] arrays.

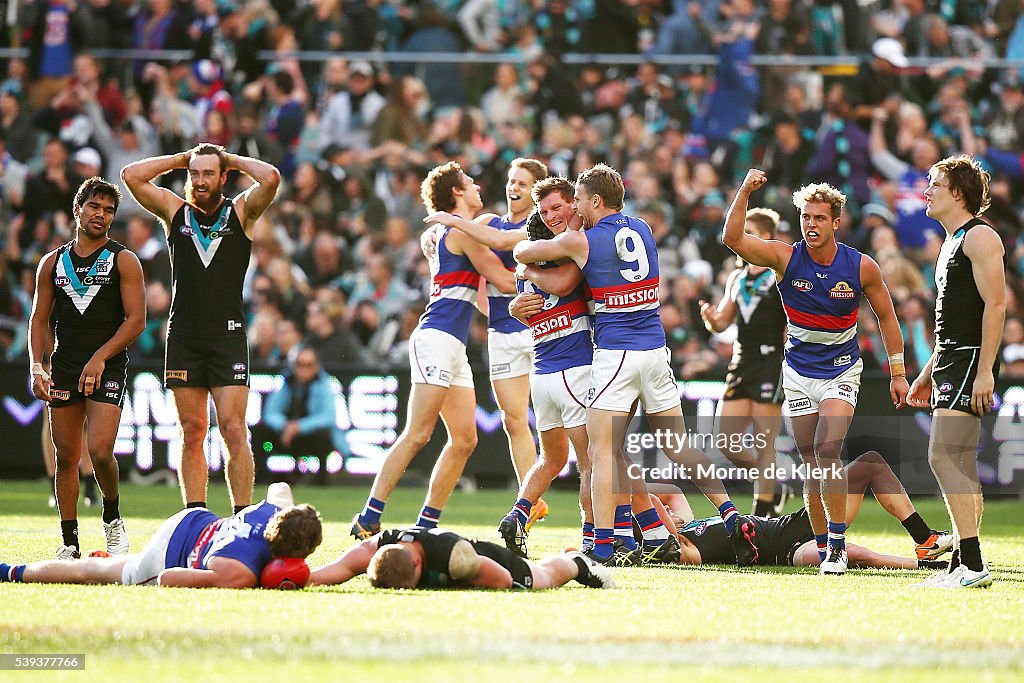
[[104, 380, 119, 391], [939, 382, 953, 393], [791, 279, 813, 292], [233, 363, 246, 372]]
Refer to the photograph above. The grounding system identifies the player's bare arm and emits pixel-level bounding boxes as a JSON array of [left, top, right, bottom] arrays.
[[77, 250, 146, 396], [523, 261, 583, 297], [467, 556, 514, 589], [509, 292, 544, 324], [229, 152, 282, 237], [513, 229, 588, 269], [452, 231, 516, 294], [120, 154, 188, 231], [722, 169, 792, 273], [424, 211, 525, 251], [907, 351, 937, 409], [861, 255, 911, 408], [700, 269, 741, 333], [307, 536, 380, 586], [28, 251, 58, 402], [964, 224, 1007, 415], [157, 557, 258, 588]]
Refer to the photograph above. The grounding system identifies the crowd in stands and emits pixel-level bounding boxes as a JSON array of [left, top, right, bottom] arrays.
[[0, 0, 1022, 383]]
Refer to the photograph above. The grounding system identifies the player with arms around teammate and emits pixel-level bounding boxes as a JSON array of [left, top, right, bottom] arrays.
[[0, 484, 322, 589], [310, 525, 613, 590], [121, 145, 281, 513], [514, 164, 754, 566], [28, 177, 146, 559], [350, 162, 516, 537], [910, 155, 1005, 589], [722, 169, 910, 575], [700, 207, 788, 518], [425, 159, 552, 528]]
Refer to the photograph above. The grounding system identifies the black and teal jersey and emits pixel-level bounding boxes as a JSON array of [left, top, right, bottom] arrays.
[[51, 239, 127, 365]]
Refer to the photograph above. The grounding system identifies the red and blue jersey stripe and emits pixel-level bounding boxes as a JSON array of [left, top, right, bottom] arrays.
[[581, 213, 665, 351], [777, 241, 863, 379], [518, 272, 593, 374], [419, 228, 482, 345]]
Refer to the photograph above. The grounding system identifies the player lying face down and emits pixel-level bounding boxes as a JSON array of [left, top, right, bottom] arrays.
[[309, 526, 613, 590]]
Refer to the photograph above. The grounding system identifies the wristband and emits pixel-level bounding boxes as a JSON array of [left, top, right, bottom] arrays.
[[31, 363, 50, 382], [888, 352, 905, 377]]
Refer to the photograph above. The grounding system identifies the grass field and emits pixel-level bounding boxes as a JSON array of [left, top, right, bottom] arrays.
[[1, 480, 1023, 682]]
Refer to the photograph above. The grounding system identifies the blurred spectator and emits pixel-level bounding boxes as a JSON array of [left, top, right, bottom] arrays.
[[253, 346, 348, 482], [299, 231, 351, 288], [125, 214, 170, 287], [536, 0, 584, 58], [0, 80, 39, 163], [72, 53, 126, 127], [480, 63, 525, 138], [756, 0, 813, 56], [457, 0, 528, 52], [228, 105, 284, 170], [580, 0, 640, 54], [82, 87, 159, 222], [0, 134, 27, 222], [396, 5, 467, 109], [319, 61, 386, 153], [982, 75, 1024, 153], [264, 70, 307, 179], [292, 0, 346, 88], [20, 140, 80, 248], [27, 0, 78, 110], [349, 252, 416, 320], [760, 113, 815, 204], [134, 280, 170, 359], [131, 0, 191, 80], [807, 83, 872, 210], [304, 296, 367, 364], [526, 55, 584, 128], [848, 38, 913, 129], [266, 255, 311, 326], [372, 75, 430, 149]]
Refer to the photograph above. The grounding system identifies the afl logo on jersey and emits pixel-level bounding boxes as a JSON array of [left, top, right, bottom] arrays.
[[791, 279, 813, 292], [829, 281, 856, 299], [180, 226, 194, 236], [939, 382, 953, 393], [55, 276, 70, 286]]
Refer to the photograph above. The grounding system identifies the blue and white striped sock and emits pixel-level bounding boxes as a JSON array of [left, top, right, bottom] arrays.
[[417, 505, 442, 529], [718, 501, 739, 534], [360, 497, 386, 526], [0, 563, 26, 582], [827, 521, 847, 551], [635, 508, 668, 546], [614, 505, 637, 550], [511, 498, 532, 526]]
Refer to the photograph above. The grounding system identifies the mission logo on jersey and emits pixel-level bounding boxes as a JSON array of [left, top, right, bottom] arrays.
[[829, 282, 856, 299]]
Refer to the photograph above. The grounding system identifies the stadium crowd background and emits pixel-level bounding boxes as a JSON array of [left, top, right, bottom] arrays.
[[0, 0, 1022, 385]]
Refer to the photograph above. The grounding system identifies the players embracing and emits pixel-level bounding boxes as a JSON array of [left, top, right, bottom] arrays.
[[722, 168, 910, 575]]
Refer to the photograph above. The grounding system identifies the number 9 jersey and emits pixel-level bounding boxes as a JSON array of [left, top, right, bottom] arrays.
[[581, 213, 665, 351]]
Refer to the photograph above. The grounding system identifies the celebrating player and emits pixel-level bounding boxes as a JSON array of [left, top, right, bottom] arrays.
[[350, 162, 515, 537], [28, 177, 146, 559], [514, 164, 756, 566], [722, 169, 910, 575], [700, 207, 788, 517], [310, 526, 613, 590], [425, 158, 552, 530], [0, 484, 322, 589], [655, 451, 952, 570], [122, 145, 281, 513], [909, 155, 1005, 589]]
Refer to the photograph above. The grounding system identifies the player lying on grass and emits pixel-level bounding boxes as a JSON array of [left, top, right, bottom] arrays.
[[1, 484, 322, 588], [309, 526, 614, 590], [645, 451, 952, 570]]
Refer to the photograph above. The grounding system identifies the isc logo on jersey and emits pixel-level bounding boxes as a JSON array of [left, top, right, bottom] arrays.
[[791, 279, 813, 292], [606, 285, 658, 308], [532, 313, 570, 339], [829, 281, 855, 299]]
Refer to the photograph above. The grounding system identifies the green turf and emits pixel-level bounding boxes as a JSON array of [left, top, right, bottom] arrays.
[[1, 481, 1022, 681]]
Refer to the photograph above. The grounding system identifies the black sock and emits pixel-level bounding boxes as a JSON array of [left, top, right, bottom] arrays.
[[186, 501, 207, 509], [958, 537, 983, 572], [60, 520, 79, 549], [900, 512, 932, 545], [82, 476, 97, 500], [102, 496, 120, 524], [571, 555, 594, 586], [949, 548, 960, 571], [233, 505, 248, 515], [753, 499, 774, 517]]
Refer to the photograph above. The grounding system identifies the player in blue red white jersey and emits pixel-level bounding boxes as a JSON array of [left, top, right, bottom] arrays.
[[424, 159, 553, 530], [350, 162, 516, 539], [0, 484, 322, 588], [722, 168, 910, 575], [513, 164, 757, 567]]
